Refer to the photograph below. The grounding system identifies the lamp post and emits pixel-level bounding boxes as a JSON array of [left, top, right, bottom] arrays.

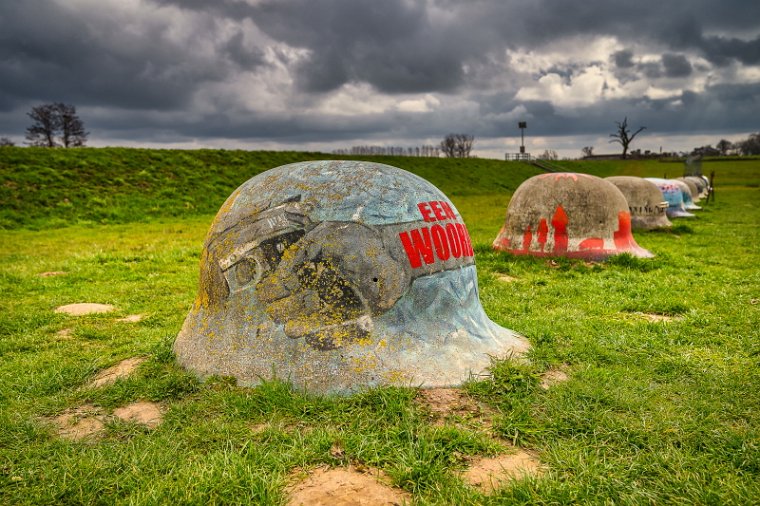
[[518, 121, 527, 154]]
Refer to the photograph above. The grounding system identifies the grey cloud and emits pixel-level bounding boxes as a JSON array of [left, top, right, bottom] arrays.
[[147, 0, 760, 93], [613, 50, 635, 68], [1, 0, 759, 151], [0, 1, 264, 111], [662, 53, 692, 77], [640, 62, 663, 79]]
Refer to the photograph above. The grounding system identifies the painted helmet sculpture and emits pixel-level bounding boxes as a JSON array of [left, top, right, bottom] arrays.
[[605, 176, 672, 230], [684, 176, 708, 198], [676, 177, 701, 202], [492, 173, 653, 260], [671, 179, 701, 210], [676, 177, 700, 202], [174, 160, 529, 394], [645, 178, 695, 218]]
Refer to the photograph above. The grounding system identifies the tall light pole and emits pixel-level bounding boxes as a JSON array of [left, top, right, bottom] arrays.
[[518, 121, 527, 154]]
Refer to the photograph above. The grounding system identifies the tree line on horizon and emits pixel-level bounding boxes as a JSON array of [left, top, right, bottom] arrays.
[[2, 104, 759, 158]]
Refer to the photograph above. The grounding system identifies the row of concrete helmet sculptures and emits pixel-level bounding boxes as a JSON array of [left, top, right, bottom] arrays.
[[174, 161, 708, 395], [492, 172, 708, 261]]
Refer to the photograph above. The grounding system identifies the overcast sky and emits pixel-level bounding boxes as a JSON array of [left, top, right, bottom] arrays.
[[1, 0, 759, 158]]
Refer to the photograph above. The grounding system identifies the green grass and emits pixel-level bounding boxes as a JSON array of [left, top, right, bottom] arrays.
[[1, 148, 759, 504]]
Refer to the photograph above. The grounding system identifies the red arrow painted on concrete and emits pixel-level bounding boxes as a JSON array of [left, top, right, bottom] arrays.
[[551, 205, 568, 254], [536, 218, 548, 251], [521, 225, 533, 252]]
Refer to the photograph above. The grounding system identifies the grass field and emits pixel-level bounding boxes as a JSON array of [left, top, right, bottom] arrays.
[[1, 148, 759, 504]]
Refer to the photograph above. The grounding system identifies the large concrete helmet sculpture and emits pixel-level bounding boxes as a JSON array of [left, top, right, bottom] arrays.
[[645, 178, 695, 218], [174, 161, 529, 394], [605, 176, 672, 230], [492, 173, 653, 260]]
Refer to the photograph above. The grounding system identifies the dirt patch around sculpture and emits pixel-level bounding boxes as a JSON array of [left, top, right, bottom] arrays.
[[540, 368, 569, 390], [113, 401, 163, 428], [89, 357, 147, 387], [52, 404, 107, 441], [461, 451, 544, 493], [55, 303, 115, 315], [55, 328, 74, 340], [286, 465, 410, 506], [116, 314, 144, 323], [632, 312, 683, 323], [39, 271, 66, 277], [416, 388, 493, 427], [50, 400, 164, 439]]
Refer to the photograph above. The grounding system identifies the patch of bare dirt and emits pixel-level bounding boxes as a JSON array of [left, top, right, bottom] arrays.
[[250, 422, 270, 434], [116, 314, 144, 323], [113, 401, 163, 428], [633, 312, 682, 323], [52, 404, 106, 440], [39, 271, 66, 277], [540, 368, 569, 390], [287, 466, 410, 506], [55, 303, 115, 315], [462, 451, 544, 493], [416, 388, 492, 427], [89, 357, 146, 387], [55, 328, 74, 340], [496, 274, 518, 283]]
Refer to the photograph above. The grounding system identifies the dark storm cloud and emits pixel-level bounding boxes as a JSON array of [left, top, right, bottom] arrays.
[[613, 50, 635, 69], [662, 53, 693, 77], [0, 0, 758, 149], [151, 0, 760, 93], [0, 0, 265, 111]]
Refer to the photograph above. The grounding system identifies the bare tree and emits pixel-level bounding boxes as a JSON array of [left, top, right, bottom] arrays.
[[25, 102, 88, 148], [26, 103, 61, 147], [0, 137, 15, 147], [58, 103, 88, 147], [609, 117, 645, 159], [440, 133, 475, 158], [581, 146, 594, 158], [538, 149, 558, 160]]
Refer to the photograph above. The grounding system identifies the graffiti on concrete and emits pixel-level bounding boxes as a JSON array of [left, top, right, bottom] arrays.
[[605, 176, 672, 230], [645, 178, 696, 218], [493, 172, 653, 260], [175, 160, 528, 394]]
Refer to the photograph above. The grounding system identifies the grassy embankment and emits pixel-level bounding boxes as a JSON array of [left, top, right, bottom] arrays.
[[1, 147, 759, 504]]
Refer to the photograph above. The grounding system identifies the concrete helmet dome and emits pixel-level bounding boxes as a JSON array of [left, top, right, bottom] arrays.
[[676, 177, 700, 202], [670, 179, 701, 210], [645, 178, 695, 218], [174, 160, 528, 394], [605, 176, 672, 230], [684, 176, 708, 198], [492, 173, 653, 260]]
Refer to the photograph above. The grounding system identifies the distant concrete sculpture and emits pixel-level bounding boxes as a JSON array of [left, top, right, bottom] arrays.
[[606, 176, 672, 230], [645, 178, 695, 218], [676, 177, 701, 203], [670, 179, 701, 210], [174, 160, 528, 394], [492, 173, 653, 260], [684, 176, 708, 198]]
